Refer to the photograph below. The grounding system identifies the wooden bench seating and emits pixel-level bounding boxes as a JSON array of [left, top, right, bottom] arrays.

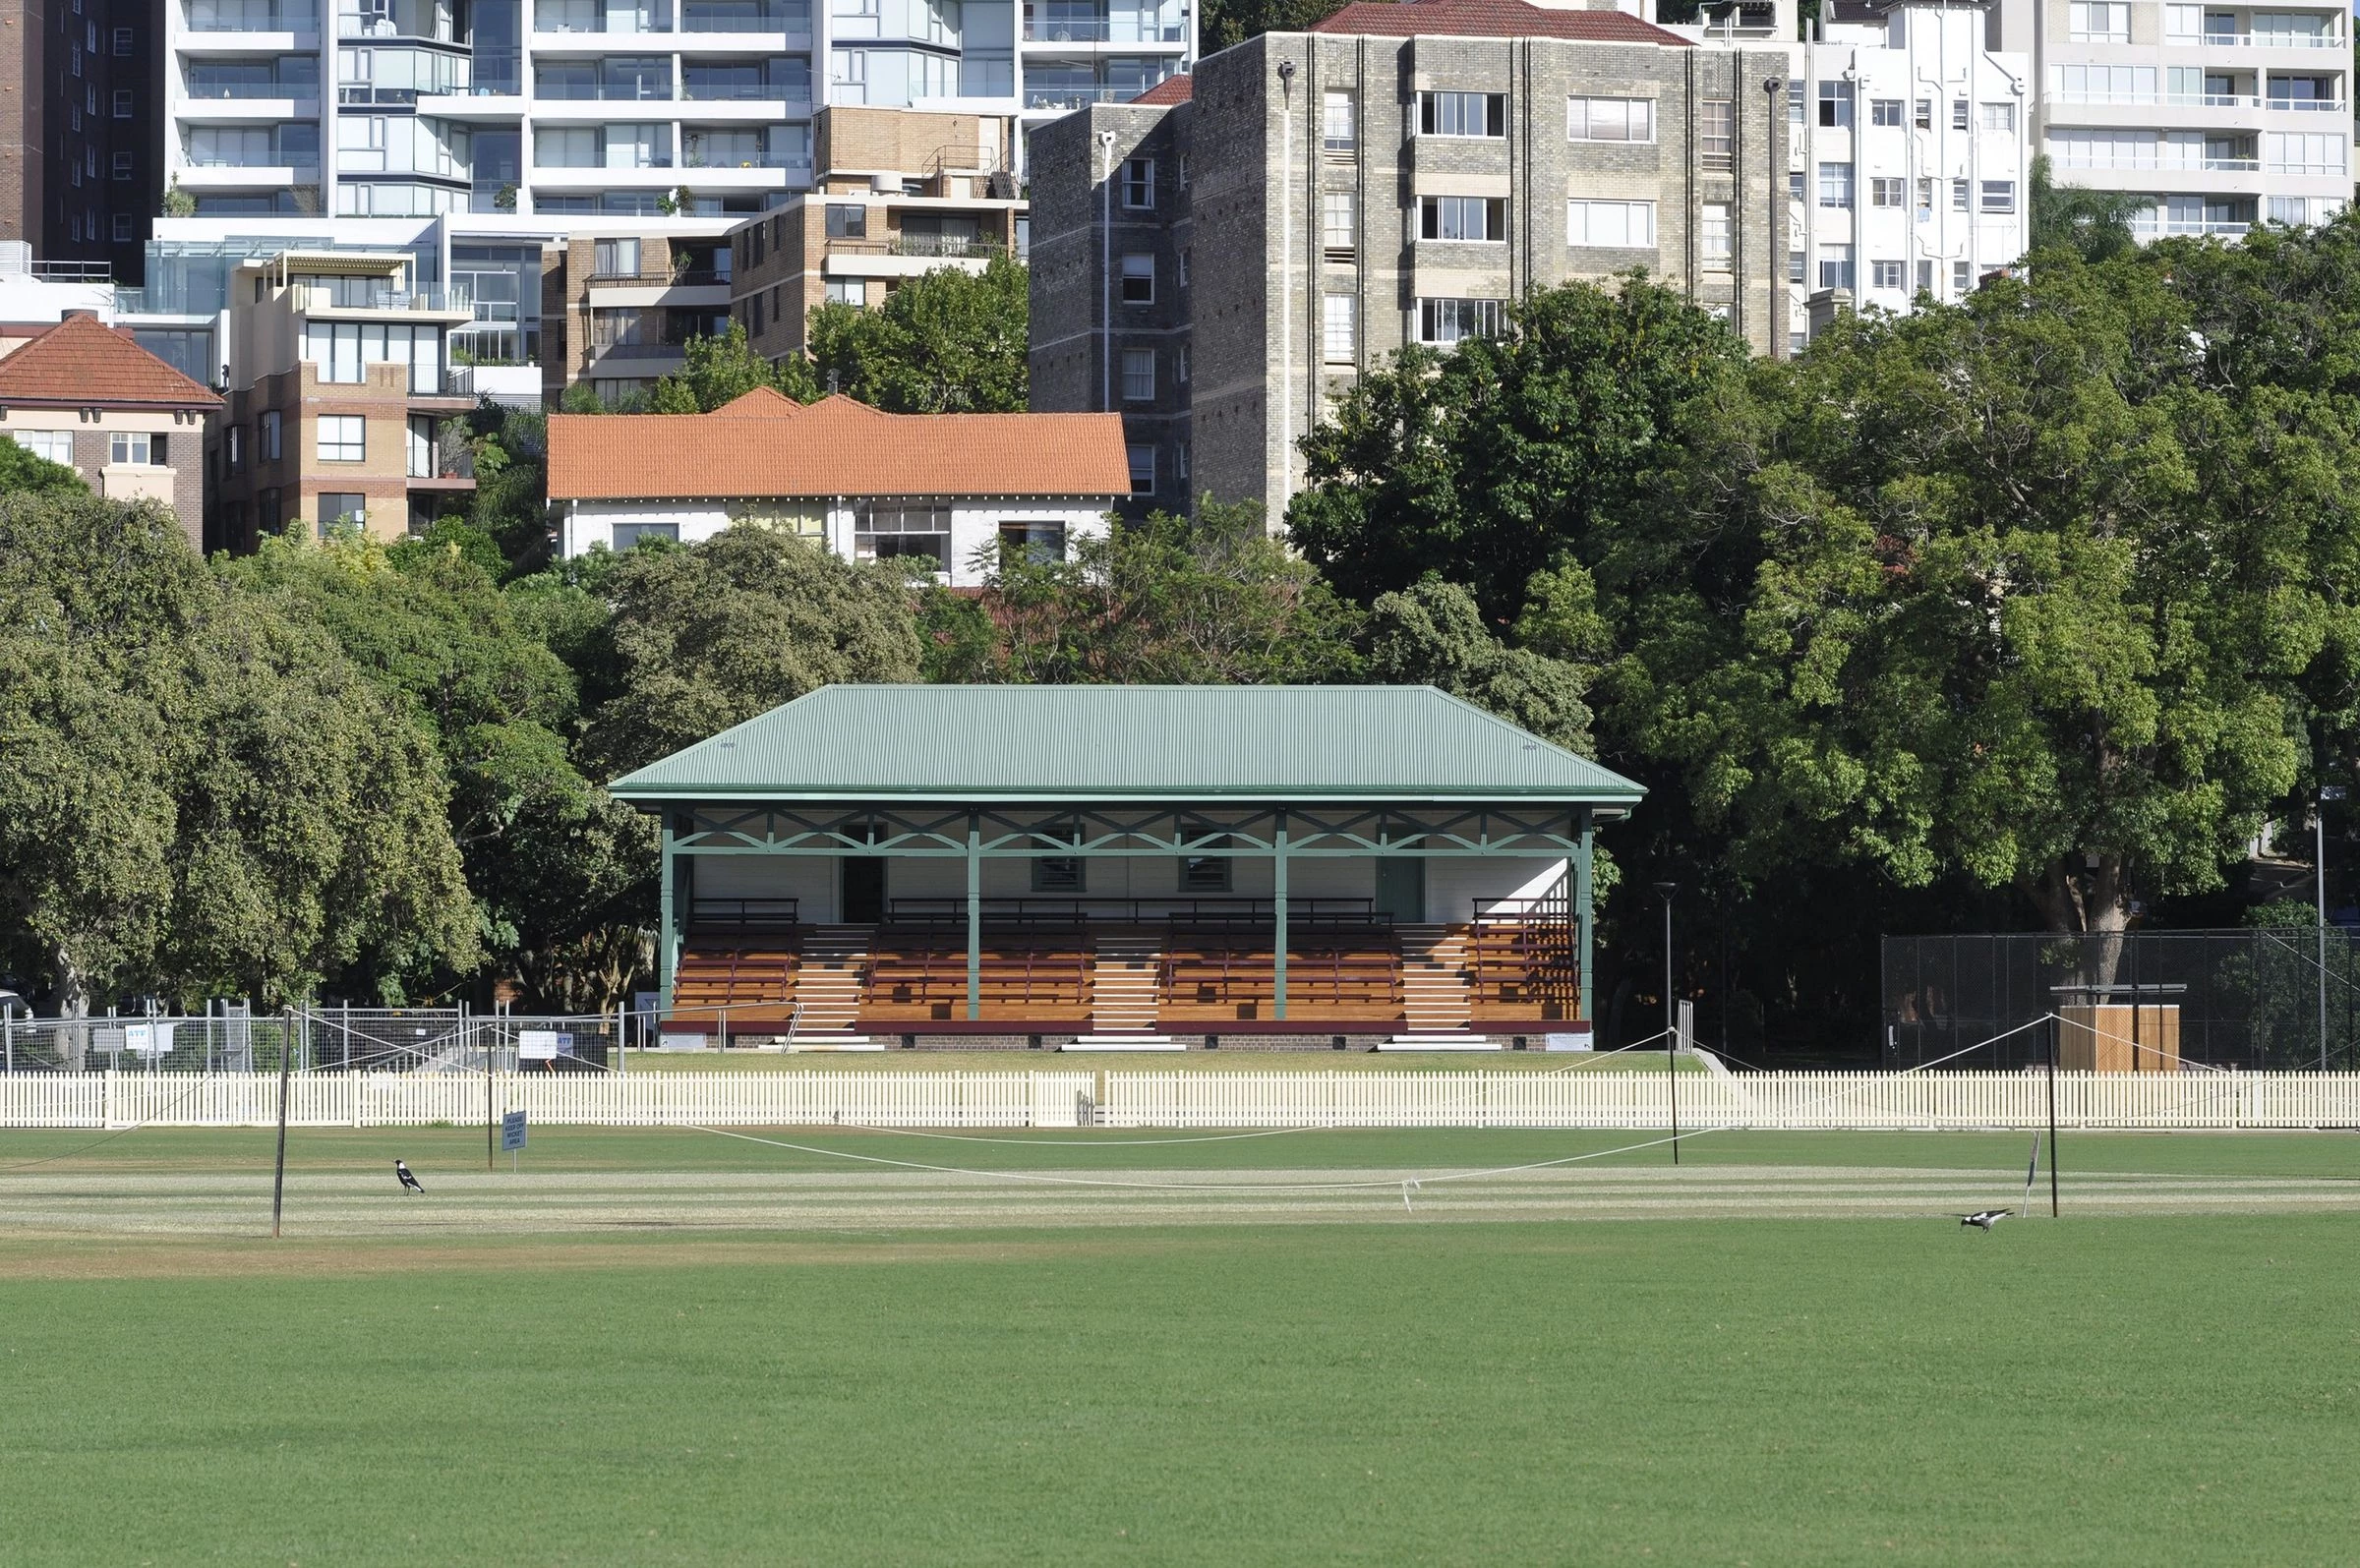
[[1467, 919, 1578, 1022], [673, 944, 798, 1011]]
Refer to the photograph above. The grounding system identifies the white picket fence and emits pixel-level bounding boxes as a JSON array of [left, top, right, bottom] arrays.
[[4, 1068, 2359, 1132]]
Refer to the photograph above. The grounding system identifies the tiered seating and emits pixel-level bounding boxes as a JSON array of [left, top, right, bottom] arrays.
[[863, 924, 1092, 1022], [1159, 928, 1402, 1022], [1161, 936, 1275, 1020], [671, 943, 798, 1014], [1466, 919, 1579, 1022]]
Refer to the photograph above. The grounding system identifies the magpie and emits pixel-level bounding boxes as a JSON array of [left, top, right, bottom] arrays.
[[394, 1159, 425, 1194], [1960, 1209, 2009, 1231]]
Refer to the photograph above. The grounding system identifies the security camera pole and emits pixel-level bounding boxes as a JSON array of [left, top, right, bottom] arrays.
[[1655, 881, 1680, 1165]]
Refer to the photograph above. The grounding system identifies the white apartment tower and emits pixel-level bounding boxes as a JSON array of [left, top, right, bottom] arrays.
[[1997, 0, 2348, 234], [163, 0, 1191, 222]]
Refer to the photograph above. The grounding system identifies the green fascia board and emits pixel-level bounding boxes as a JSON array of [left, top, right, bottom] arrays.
[[608, 684, 1646, 805]]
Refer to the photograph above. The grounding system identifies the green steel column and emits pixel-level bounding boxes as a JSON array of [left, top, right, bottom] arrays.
[[658, 819, 678, 1012], [966, 809, 981, 1020], [1273, 808, 1290, 1021], [1576, 807, 1595, 1024]]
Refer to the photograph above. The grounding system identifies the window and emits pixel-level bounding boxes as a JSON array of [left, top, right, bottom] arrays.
[[2069, 1, 2130, 40], [854, 501, 950, 568], [2266, 133, 2345, 174], [1179, 828, 1233, 892], [1700, 203, 1731, 266], [110, 87, 130, 117], [1421, 196, 1504, 242], [1789, 249, 1805, 283], [1566, 199, 1655, 248], [226, 425, 243, 472], [1178, 247, 1190, 288], [1419, 90, 1505, 138], [1323, 90, 1356, 152], [1817, 162, 1854, 208], [259, 489, 280, 536], [110, 150, 131, 181], [317, 494, 366, 536], [110, 214, 131, 242], [1870, 260, 1905, 290], [261, 410, 281, 461], [1953, 259, 1972, 292], [317, 416, 365, 462], [1790, 329, 1808, 354], [1032, 842, 1084, 893], [1417, 297, 1503, 345], [1121, 347, 1155, 400], [111, 24, 129, 53], [593, 237, 639, 276], [1787, 170, 1804, 203], [1981, 100, 2017, 132], [1870, 97, 1904, 127], [998, 521, 1066, 562], [1952, 178, 1970, 211], [1917, 178, 1935, 216], [1700, 98, 1733, 169], [1122, 155, 1154, 209], [1177, 344, 1189, 383], [1177, 155, 1188, 192], [108, 431, 158, 464], [1870, 177, 1905, 208], [12, 430, 72, 465], [1951, 98, 1970, 131], [1323, 294, 1356, 362], [1818, 244, 1853, 290], [2270, 195, 2312, 225], [824, 203, 866, 238], [1323, 190, 1356, 254], [1120, 253, 1153, 303], [1126, 442, 1153, 494], [824, 278, 861, 304], [612, 522, 679, 550], [1916, 260, 1934, 292], [1914, 97, 1932, 130], [1567, 96, 1654, 142], [1787, 80, 1803, 123], [1817, 80, 1852, 128], [1979, 179, 2016, 213]]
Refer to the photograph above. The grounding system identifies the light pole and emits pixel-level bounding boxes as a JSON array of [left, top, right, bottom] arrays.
[[2320, 785, 2344, 1072], [1655, 881, 1679, 1165]]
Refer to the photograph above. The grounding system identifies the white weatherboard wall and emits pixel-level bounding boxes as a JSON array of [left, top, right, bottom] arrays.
[[10, 1070, 2359, 1131], [559, 498, 1112, 588]]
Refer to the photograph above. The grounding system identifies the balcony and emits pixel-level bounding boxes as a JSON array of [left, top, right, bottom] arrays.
[[181, 78, 322, 98], [533, 80, 676, 99], [184, 1, 319, 28], [2170, 29, 2343, 48], [1021, 85, 1138, 109], [297, 282, 472, 314], [335, 16, 462, 41]]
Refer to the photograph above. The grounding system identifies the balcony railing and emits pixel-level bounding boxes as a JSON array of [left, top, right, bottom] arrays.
[[335, 17, 462, 40], [182, 80, 321, 97], [0, 259, 114, 281], [1021, 19, 1187, 41], [184, 1, 318, 28], [1022, 85, 1140, 108], [299, 283, 470, 312], [2170, 29, 2342, 46], [679, 80, 793, 100], [534, 80, 676, 98], [678, 11, 796, 29], [2056, 154, 2262, 171], [827, 235, 1009, 261], [586, 340, 689, 359]]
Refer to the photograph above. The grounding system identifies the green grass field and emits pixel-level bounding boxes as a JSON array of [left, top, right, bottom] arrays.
[[4, 1125, 2357, 1565]]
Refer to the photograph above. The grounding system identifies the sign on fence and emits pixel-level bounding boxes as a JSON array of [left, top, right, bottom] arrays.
[[501, 1109, 527, 1152], [517, 1030, 573, 1062]]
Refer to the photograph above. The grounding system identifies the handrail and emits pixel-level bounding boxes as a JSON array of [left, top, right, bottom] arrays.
[[887, 896, 1386, 927], [689, 897, 800, 931]]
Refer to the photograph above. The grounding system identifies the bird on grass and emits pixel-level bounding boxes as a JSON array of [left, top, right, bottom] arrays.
[[1960, 1209, 2009, 1231], [394, 1159, 425, 1194]]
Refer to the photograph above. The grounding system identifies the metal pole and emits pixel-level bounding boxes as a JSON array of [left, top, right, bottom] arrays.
[[271, 1006, 293, 1238], [2318, 804, 2330, 1072], [2046, 1019, 2060, 1218], [1655, 882, 1679, 1166], [480, 1002, 494, 1172], [966, 809, 981, 1021], [1272, 809, 1290, 1022]]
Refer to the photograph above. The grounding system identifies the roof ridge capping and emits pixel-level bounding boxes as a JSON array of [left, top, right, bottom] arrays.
[[1308, 0, 1693, 43]]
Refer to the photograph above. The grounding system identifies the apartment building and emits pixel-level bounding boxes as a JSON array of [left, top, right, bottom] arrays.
[[539, 221, 736, 403], [0, 312, 220, 543], [0, 0, 160, 278], [205, 248, 475, 550], [728, 105, 1023, 361], [1992, 0, 2348, 235], [1028, 0, 1791, 520]]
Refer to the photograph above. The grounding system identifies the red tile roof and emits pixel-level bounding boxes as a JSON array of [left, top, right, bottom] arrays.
[[547, 393, 1133, 501], [0, 313, 222, 408], [1131, 73, 1195, 105], [1310, 0, 1690, 43]]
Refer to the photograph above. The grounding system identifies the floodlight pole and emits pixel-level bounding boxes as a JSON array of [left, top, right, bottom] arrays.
[[1655, 881, 1679, 1166], [271, 1004, 293, 1239]]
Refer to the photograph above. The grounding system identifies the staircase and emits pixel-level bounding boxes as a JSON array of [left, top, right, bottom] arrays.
[[1089, 933, 1163, 1034], [794, 925, 873, 1037], [1397, 924, 1474, 1033]]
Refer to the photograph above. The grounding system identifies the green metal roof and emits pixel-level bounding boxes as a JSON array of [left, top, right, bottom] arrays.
[[608, 685, 1645, 806]]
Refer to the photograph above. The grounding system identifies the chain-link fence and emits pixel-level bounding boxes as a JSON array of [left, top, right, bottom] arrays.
[[1882, 928, 2360, 1071], [0, 1008, 620, 1074]]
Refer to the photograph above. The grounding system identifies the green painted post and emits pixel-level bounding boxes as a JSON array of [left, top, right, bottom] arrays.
[[658, 820, 678, 1013], [1273, 808, 1289, 1021], [1575, 808, 1595, 1025], [966, 809, 981, 1020]]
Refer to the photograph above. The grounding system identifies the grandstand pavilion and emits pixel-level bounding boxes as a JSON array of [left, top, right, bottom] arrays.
[[609, 685, 1644, 1048]]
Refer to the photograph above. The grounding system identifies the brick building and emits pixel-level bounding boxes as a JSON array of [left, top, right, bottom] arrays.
[[0, 310, 220, 545], [538, 222, 737, 408], [1027, 0, 1791, 520], [0, 0, 159, 281]]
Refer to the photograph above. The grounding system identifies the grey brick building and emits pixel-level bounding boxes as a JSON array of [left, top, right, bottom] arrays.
[[1029, 0, 1790, 521]]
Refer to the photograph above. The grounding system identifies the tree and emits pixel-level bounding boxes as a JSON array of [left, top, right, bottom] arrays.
[[1361, 579, 1594, 755], [806, 256, 1029, 412], [1200, 0, 1347, 50], [580, 527, 925, 776], [0, 439, 88, 496], [2028, 153, 2146, 264], [962, 500, 1363, 684], [0, 494, 477, 1012], [461, 401, 555, 575], [648, 320, 817, 412], [1290, 274, 1752, 623]]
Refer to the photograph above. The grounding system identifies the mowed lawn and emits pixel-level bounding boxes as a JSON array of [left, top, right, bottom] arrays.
[[2, 1127, 2357, 1565]]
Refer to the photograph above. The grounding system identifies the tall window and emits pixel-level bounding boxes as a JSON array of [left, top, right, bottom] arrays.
[[1817, 161, 1854, 207], [1870, 260, 1905, 289], [1323, 294, 1356, 362], [317, 494, 366, 536], [593, 237, 639, 275], [1126, 443, 1153, 494], [1120, 253, 1153, 303], [261, 409, 281, 461], [1914, 98, 1932, 129], [317, 416, 365, 461], [13, 430, 71, 464], [1566, 199, 1655, 248], [1952, 177, 1970, 211], [1420, 196, 1504, 241], [1122, 155, 1153, 209], [1952, 98, 1970, 130], [1700, 98, 1734, 169], [1419, 90, 1505, 138], [1323, 190, 1356, 254], [1120, 347, 1154, 400], [1567, 96, 1654, 142], [1323, 89, 1355, 152], [1817, 80, 1852, 127], [1700, 203, 1731, 266], [1819, 244, 1854, 291], [1417, 297, 1503, 345], [824, 203, 866, 238], [1870, 177, 1905, 208]]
